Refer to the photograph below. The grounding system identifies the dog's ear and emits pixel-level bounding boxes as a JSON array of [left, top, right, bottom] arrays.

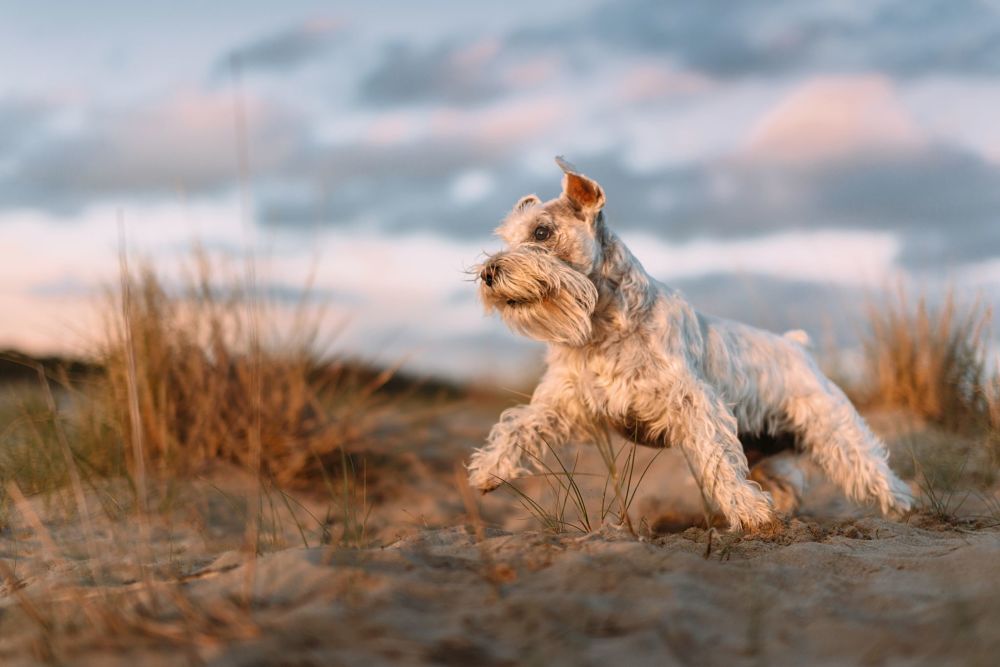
[[514, 194, 541, 213], [555, 156, 605, 214]]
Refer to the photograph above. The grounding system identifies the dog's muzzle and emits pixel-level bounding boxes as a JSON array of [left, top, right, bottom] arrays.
[[476, 249, 599, 346], [480, 263, 497, 288]]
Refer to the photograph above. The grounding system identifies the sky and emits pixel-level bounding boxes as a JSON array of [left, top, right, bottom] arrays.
[[1, 0, 999, 382]]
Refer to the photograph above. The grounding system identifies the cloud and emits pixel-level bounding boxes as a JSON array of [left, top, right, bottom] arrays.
[[742, 76, 924, 164], [0, 91, 308, 212], [4, 2, 999, 277], [11, 83, 987, 273], [673, 272, 866, 344], [674, 271, 1000, 357], [623, 228, 899, 287], [359, 38, 507, 106], [0, 98, 51, 153], [542, 147, 1000, 269], [255, 141, 531, 234], [217, 18, 344, 74], [0, 81, 568, 230], [514, 0, 1000, 78], [258, 96, 568, 232], [613, 64, 716, 105], [259, 132, 1000, 271]]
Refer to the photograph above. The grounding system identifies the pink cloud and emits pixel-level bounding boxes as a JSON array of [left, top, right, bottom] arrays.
[[449, 37, 502, 70], [105, 89, 303, 181], [742, 75, 925, 164], [502, 56, 562, 88], [429, 96, 565, 145], [615, 64, 714, 104]]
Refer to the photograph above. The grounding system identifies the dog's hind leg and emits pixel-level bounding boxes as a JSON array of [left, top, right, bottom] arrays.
[[782, 371, 912, 515], [749, 452, 808, 516], [740, 430, 808, 516]]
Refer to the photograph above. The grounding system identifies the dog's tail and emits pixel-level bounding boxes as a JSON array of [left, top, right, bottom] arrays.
[[782, 329, 811, 348]]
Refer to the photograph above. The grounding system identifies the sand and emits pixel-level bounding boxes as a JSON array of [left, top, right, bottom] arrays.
[[1, 404, 999, 665]]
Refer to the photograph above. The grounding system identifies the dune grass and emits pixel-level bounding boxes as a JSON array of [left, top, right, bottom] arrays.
[[0, 250, 418, 661], [858, 288, 993, 429], [0, 251, 409, 553], [498, 422, 662, 536], [98, 257, 405, 486], [851, 288, 1000, 519]]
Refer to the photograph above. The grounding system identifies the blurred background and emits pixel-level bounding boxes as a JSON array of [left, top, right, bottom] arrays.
[[2, 0, 999, 383]]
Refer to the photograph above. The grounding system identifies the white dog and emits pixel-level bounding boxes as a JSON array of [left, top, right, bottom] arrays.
[[467, 157, 912, 531]]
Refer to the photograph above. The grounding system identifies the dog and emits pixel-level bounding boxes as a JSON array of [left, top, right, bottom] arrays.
[[467, 157, 912, 531]]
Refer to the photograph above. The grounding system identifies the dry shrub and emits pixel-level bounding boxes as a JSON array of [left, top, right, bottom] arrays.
[[91, 255, 398, 487], [986, 372, 1000, 467], [860, 288, 992, 429], [0, 363, 123, 514], [855, 288, 1000, 516]]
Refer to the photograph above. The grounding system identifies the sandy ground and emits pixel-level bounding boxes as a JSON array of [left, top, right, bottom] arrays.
[[1, 400, 999, 665]]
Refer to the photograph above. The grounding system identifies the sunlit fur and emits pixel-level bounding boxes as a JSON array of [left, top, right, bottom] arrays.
[[467, 158, 913, 531]]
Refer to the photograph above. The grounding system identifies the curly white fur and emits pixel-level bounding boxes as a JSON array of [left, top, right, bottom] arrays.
[[468, 158, 913, 531]]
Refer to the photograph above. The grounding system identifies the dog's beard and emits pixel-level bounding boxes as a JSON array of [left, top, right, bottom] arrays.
[[479, 250, 598, 346]]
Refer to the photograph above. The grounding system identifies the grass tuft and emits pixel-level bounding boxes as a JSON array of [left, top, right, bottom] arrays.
[[90, 254, 396, 488], [854, 287, 1000, 520], [859, 287, 992, 429]]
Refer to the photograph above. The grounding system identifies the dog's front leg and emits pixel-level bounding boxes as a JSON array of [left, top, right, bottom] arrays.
[[652, 380, 776, 531], [467, 370, 581, 493]]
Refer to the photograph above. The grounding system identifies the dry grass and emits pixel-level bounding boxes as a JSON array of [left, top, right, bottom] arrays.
[[986, 371, 1000, 469], [499, 423, 661, 535], [0, 250, 416, 555], [90, 254, 402, 487], [0, 250, 421, 661], [858, 287, 992, 430], [852, 287, 1000, 519]]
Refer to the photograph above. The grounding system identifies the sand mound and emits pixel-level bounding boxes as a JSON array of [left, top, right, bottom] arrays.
[[3, 511, 999, 666]]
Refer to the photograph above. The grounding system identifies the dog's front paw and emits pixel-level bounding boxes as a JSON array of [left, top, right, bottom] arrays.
[[468, 467, 504, 494], [466, 449, 516, 494]]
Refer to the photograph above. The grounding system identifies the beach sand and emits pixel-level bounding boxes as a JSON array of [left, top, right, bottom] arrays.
[[1, 403, 998, 665]]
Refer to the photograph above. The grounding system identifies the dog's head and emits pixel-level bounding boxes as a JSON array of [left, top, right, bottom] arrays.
[[477, 157, 606, 346]]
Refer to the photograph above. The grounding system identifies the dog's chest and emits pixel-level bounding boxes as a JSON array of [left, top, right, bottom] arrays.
[[570, 348, 672, 448]]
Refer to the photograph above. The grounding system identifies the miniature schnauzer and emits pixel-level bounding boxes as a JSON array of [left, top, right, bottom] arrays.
[[468, 158, 912, 531]]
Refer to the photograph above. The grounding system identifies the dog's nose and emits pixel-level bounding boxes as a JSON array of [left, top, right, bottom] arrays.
[[480, 265, 497, 287]]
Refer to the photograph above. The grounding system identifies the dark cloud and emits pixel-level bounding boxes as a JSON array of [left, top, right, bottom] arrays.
[[672, 272, 866, 345], [673, 272, 1000, 357], [358, 40, 507, 107], [218, 19, 343, 74], [898, 224, 1000, 269], [257, 136, 539, 232], [0, 94, 309, 213], [7, 90, 997, 273], [0, 99, 50, 153], [513, 0, 1000, 78], [861, 0, 1000, 77], [259, 142, 1000, 269], [560, 148, 1000, 269]]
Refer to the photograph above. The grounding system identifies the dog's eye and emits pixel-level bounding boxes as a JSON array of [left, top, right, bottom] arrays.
[[533, 226, 551, 242]]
